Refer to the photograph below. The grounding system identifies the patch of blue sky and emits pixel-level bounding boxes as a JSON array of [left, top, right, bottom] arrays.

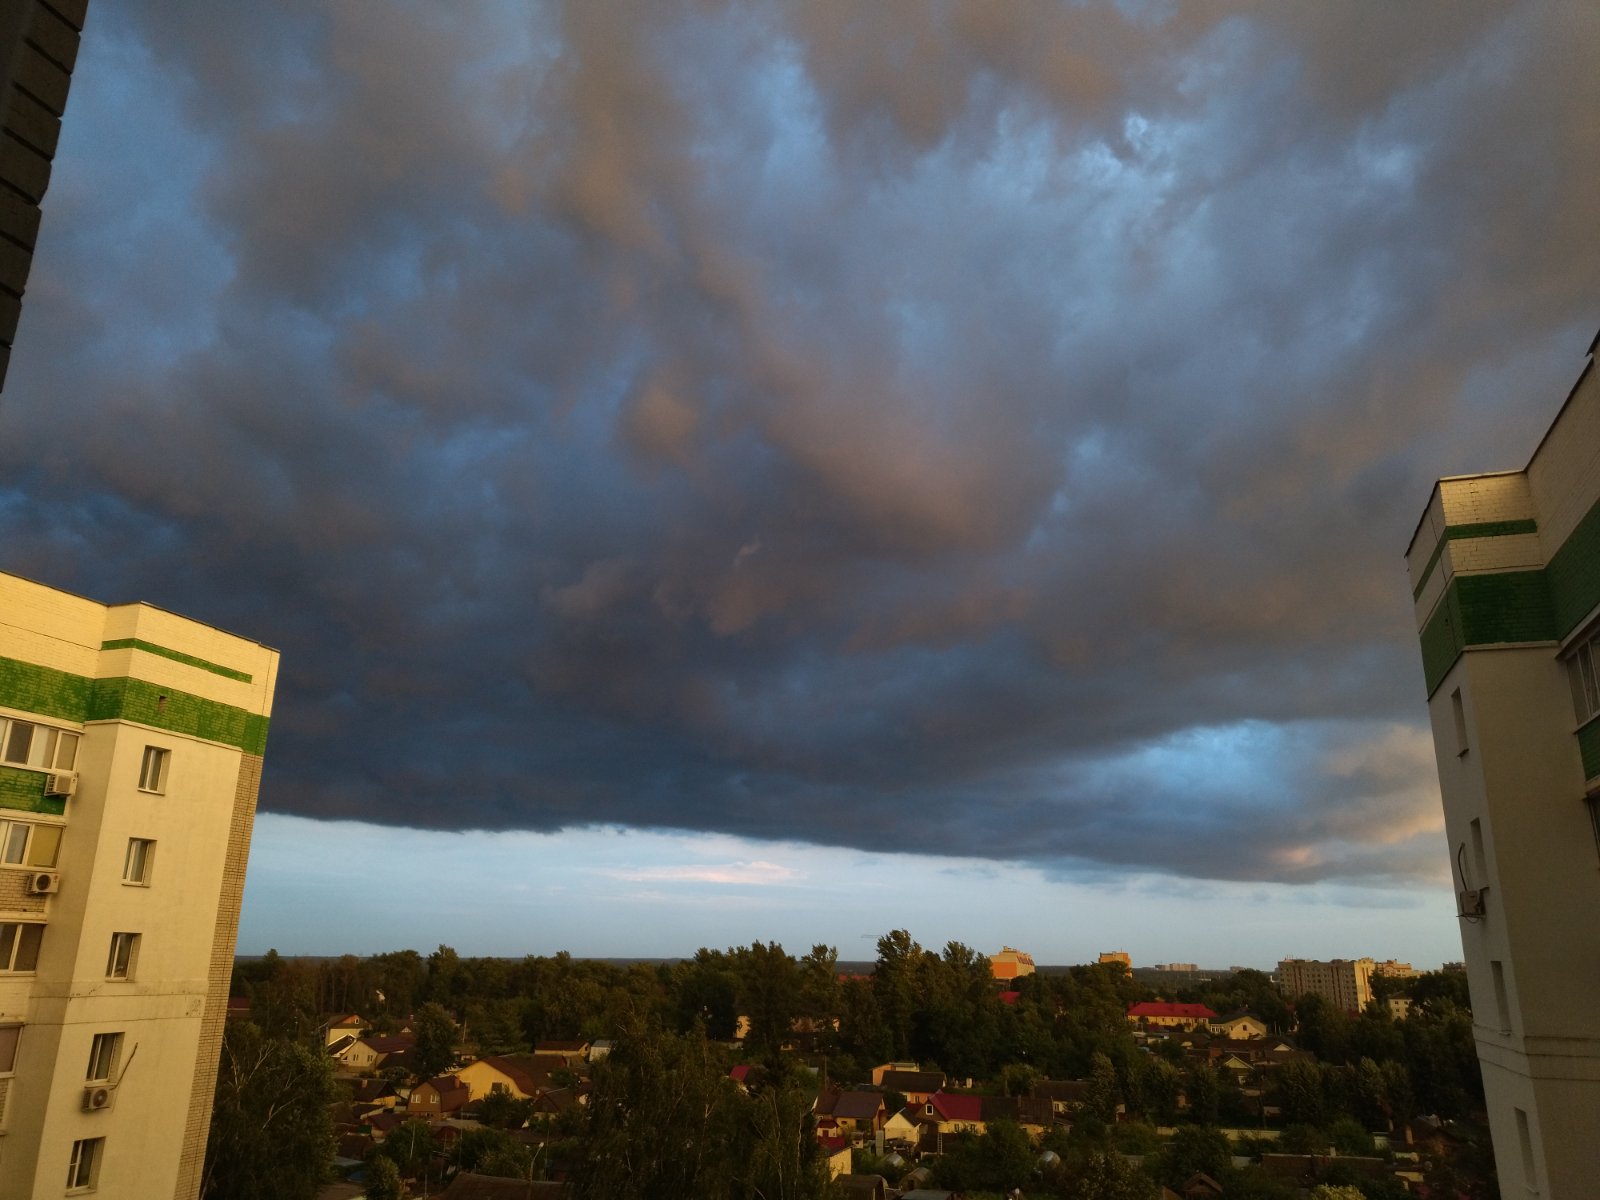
[[240, 815, 1464, 968]]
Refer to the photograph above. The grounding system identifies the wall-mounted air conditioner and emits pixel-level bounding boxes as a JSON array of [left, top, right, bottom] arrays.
[[44, 772, 77, 797], [26, 871, 60, 895], [82, 1083, 116, 1112]]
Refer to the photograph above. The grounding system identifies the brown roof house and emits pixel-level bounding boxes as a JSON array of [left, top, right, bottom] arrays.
[[410, 1074, 471, 1118], [457, 1055, 552, 1102]]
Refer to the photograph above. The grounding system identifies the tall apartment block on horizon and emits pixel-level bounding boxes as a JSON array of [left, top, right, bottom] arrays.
[[1406, 328, 1600, 1199], [1275, 957, 1376, 1013], [0, 571, 277, 1199]]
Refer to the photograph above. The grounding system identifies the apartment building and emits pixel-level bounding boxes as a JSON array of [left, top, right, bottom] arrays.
[[0, 572, 277, 1200], [1276, 957, 1375, 1013], [988, 947, 1035, 981], [1405, 329, 1600, 1199]]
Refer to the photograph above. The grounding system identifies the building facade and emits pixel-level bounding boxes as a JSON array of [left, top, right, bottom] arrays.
[[0, 572, 277, 1199], [1276, 957, 1375, 1013], [1406, 330, 1600, 1200], [988, 946, 1035, 981]]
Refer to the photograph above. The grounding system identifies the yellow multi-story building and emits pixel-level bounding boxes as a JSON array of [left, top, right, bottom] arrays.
[[1276, 957, 1375, 1013], [988, 946, 1035, 981], [1406, 329, 1600, 1200], [0, 572, 277, 1199]]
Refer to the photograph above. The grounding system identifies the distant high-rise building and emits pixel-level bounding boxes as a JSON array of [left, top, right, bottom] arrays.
[[1096, 950, 1132, 975], [1276, 957, 1375, 1012], [1406, 329, 1600, 1200], [988, 946, 1035, 981], [1152, 962, 1200, 973], [0, 571, 277, 1200], [1371, 959, 1418, 979]]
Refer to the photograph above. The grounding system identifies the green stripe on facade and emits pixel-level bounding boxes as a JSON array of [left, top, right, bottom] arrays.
[[1546, 496, 1600, 639], [1419, 571, 1558, 696], [100, 638, 253, 683], [0, 766, 66, 816], [0, 655, 269, 755], [1412, 519, 1541, 600], [85, 677, 270, 756], [0, 656, 89, 723], [1579, 719, 1600, 782]]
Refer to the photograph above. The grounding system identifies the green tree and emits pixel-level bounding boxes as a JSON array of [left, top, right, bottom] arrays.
[[475, 1089, 535, 1130], [411, 1002, 457, 1081], [1086, 1052, 1119, 1123], [1308, 1187, 1366, 1200], [363, 1156, 403, 1200], [1154, 1125, 1230, 1189], [201, 1021, 338, 1200], [374, 1120, 439, 1183], [1058, 1148, 1159, 1200]]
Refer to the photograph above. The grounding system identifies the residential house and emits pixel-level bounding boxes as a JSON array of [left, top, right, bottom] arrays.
[[877, 1069, 944, 1105], [1032, 1078, 1090, 1118], [1208, 1011, 1268, 1039], [831, 1091, 887, 1141], [883, 1108, 920, 1146], [410, 1074, 471, 1118], [920, 1091, 985, 1136], [336, 1033, 415, 1073], [1127, 1001, 1217, 1030], [324, 1013, 368, 1047], [457, 1054, 550, 1102], [869, 1061, 921, 1085], [532, 1039, 589, 1066], [979, 1095, 1054, 1136], [820, 1142, 852, 1181]]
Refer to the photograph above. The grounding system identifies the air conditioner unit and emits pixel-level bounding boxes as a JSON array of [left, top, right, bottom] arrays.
[[1457, 887, 1487, 917], [82, 1083, 116, 1112], [27, 871, 61, 895], [44, 772, 77, 797]]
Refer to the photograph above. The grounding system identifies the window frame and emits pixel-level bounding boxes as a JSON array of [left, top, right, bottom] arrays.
[[0, 717, 80, 771], [0, 818, 62, 868], [67, 1136, 103, 1191], [137, 745, 169, 794], [105, 932, 139, 981], [86, 1032, 122, 1083], [1566, 628, 1600, 726], [0, 922, 44, 973], [0, 1024, 19, 1074], [122, 838, 155, 886]]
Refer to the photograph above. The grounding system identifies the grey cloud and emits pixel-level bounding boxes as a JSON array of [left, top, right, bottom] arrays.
[[1, 0, 1594, 887]]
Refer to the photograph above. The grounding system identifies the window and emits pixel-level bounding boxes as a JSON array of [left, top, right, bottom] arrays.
[[0, 1024, 19, 1073], [86, 1033, 122, 1082], [1451, 688, 1469, 755], [0, 923, 43, 973], [1492, 960, 1512, 1034], [0, 819, 61, 868], [67, 1137, 102, 1191], [105, 933, 139, 980], [1568, 632, 1600, 725], [0, 718, 79, 771], [122, 838, 154, 885], [137, 746, 169, 793]]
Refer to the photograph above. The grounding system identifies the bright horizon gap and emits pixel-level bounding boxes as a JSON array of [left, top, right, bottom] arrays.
[[238, 813, 1464, 969]]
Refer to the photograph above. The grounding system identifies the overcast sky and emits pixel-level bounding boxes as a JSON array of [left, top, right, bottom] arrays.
[[3, 1, 1596, 965]]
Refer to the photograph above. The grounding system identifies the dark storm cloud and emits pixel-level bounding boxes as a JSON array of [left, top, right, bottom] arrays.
[[3, 0, 1595, 885]]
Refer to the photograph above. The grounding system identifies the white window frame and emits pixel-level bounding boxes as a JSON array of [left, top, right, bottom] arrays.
[[122, 838, 155, 886], [137, 745, 169, 794], [86, 1032, 122, 1083], [0, 922, 43, 973], [105, 932, 139, 981], [0, 818, 62, 868], [1568, 631, 1600, 726], [0, 717, 79, 771], [67, 1136, 102, 1191]]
